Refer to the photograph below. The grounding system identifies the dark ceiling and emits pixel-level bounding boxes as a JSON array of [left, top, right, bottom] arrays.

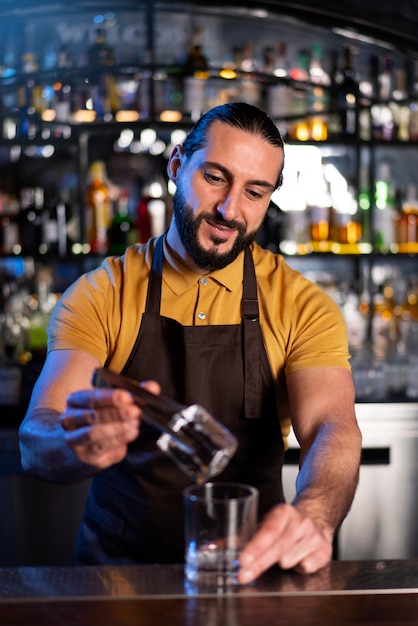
[[1, 0, 418, 55], [255, 1, 418, 54]]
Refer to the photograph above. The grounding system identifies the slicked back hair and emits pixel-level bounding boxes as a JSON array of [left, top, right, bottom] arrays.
[[182, 102, 284, 189]]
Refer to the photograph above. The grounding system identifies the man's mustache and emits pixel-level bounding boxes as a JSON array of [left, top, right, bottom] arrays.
[[203, 213, 245, 234]]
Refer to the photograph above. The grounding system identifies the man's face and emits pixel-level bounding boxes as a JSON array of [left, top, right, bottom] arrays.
[[168, 121, 284, 272]]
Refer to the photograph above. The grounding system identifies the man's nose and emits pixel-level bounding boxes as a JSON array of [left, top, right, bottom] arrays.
[[216, 193, 240, 221]]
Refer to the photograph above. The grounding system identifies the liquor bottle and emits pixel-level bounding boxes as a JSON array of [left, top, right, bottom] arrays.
[[87, 28, 119, 118], [289, 48, 309, 83], [267, 42, 293, 129], [86, 161, 112, 254], [309, 205, 331, 243], [238, 41, 262, 107], [107, 189, 137, 254], [288, 49, 310, 140], [88, 27, 115, 68], [17, 52, 41, 140], [309, 43, 330, 87], [272, 41, 288, 79], [40, 191, 58, 256], [53, 82, 72, 124], [341, 287, 368, 350], [374, 53, 396, 141], [358, 54, 379, 141], [0, 305, 22, 407], [395, 184, 418, 246], [58, 44, 73, 69], [184, 27, 208, 74], [133, 49, 153, 119], [26, 268, 53, 362], [0, 192, 20, 255], [256, 199, 286, 252], [358, 166, 372, 244], [379, 53, 394, 101], [262, 46, 275, 75], [392, 63, 410, 141], [183, 26, 209, 120], [136, 195, 152, 244], [400, 276, 418, 323], [307, 43, 330, 141], [328, 50, 342, 139], [61, 188, 80, 254], [338, 46, 359, 136], [21, 52, 39, 74], [406, 59, 418, 142], [373, 162, 396, 251], [372, 280, 397, 349], [0, 21, 21, 79], [42, 43, 58, 71], [19, 187, 45, 256], [409, 104, 418, 142], [360, 54, 380, 103], [148, 199, 166, 238], [41, 188, 71, 257]]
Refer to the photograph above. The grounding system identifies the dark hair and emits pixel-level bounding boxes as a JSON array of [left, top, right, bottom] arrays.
[[182, 102, 284, 188]]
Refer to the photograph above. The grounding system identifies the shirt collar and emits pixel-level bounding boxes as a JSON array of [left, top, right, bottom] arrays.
[[162, 238, 245, 295]]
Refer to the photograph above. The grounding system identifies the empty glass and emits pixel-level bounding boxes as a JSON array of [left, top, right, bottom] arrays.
[[183, 482, 259, 586], [92, 367, 238, 484]]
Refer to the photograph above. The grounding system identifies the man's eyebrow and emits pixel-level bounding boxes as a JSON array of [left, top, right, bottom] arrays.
[[203, 161, 276, 191]]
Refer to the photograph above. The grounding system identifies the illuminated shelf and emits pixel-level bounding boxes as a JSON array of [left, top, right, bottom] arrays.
[[280, 241, 373, 255]]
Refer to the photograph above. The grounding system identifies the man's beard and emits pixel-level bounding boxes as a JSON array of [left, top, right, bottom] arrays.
[[172, 187, 260, 272]]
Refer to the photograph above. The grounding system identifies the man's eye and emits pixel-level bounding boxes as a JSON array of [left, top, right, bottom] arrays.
[[204, 171, 224, 184], [247, 189, 263, 199]]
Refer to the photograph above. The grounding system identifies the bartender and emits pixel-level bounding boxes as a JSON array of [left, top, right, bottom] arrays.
[[19, 102, 362, 585]]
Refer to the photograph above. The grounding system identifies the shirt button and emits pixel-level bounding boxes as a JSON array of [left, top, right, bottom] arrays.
[[198, 311, 206, 320], [200, 277, 208, 285]]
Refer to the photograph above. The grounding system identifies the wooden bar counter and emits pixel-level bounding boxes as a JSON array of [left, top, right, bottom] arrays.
[[0, 559, 417, 625]]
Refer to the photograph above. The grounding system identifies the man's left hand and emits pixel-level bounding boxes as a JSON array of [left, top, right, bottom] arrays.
[[238, 503, 333, 584]]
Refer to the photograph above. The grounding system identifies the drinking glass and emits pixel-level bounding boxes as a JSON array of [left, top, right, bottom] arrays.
[[183, 482, 259, 586], [92, 368, 238, 484]]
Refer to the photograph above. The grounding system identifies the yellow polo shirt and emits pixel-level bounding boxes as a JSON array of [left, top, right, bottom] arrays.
[[48, 237, 350, 442]]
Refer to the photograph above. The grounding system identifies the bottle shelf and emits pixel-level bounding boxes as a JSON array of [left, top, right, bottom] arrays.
[[1, 0, 418, 409], [281, 241, 373, 256]]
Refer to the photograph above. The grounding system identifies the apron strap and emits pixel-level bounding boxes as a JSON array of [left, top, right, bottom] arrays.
[[146, 235, 164, 315], [242, 247, 262, 419]]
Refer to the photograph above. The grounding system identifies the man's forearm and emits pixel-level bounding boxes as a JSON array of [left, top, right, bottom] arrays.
[[19, 407, 98, 483], [292, 421, 362, 540]]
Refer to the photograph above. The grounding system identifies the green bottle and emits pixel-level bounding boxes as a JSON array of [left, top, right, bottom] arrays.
[[107, 190, 137, 255]]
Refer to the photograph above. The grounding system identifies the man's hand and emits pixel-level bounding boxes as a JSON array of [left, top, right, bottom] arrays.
[[238, 503, 333, 584], [60, 382, 160, 469], [237, 366, 360, 584]]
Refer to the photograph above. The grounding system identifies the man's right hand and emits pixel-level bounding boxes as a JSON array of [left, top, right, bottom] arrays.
[[60, 382, 159, 469]]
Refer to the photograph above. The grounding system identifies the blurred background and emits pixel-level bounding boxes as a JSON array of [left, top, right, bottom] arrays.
[[1, 0, 418, 567]]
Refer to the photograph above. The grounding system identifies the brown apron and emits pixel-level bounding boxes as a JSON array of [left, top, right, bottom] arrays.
[[74, 236, 285, 565]]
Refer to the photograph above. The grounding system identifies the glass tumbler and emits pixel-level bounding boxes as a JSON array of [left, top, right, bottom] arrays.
[[92, 367, 238, 484]]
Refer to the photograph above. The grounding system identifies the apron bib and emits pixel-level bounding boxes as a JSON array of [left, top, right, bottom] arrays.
[[75, 237, 284, 565]]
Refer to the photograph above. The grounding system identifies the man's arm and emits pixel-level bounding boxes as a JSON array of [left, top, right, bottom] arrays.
[[290, 366, 361, 539], [238, 366, 362, 582], [18, 349, 141, 483]]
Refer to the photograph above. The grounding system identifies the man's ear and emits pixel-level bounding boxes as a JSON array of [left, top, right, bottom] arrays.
[[167, 144, 185, 184]]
